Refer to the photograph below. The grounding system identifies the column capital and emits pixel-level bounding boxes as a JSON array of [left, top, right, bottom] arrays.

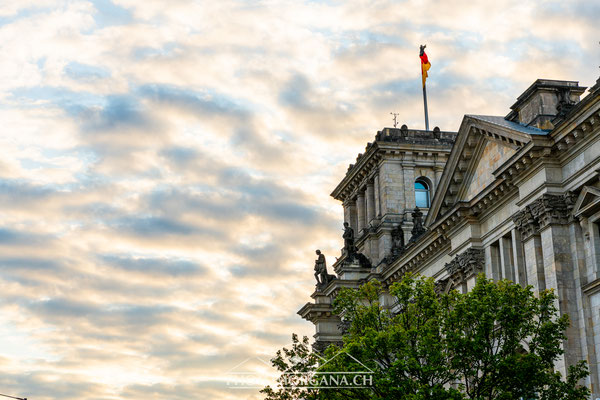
[[529, 194, 569, 228], [343, 198, 356, 207], [436, 248, 484, 294], [512, 192, 576, 239]]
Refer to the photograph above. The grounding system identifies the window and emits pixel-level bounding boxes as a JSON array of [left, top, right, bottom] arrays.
[[415, 179, 430, 208]]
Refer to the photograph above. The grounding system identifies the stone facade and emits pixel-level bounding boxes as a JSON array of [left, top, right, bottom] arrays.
[[298, 77, 600, 397]]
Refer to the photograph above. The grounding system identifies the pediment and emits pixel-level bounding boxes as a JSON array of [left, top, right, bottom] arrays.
[[573, 186, 600, 218], [462, 138, 518, 201], [426, 115, 539, 225]]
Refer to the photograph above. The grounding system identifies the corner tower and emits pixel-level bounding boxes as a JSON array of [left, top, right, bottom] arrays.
[[299, 124, 457, 351], [331, 125, 457, 266]]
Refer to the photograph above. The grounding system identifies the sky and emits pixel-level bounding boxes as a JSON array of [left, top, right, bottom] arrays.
[[0, 0, 598, 399]]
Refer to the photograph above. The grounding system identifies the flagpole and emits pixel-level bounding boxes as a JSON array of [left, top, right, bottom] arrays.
[[423, 82, 429, 131], [419, 44, 430, 131]]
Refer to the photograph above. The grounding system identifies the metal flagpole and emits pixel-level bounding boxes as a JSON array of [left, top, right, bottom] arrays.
[[0, 393, 27, 400], [423, 82, 429, 131], [419, 44, 430, 131]]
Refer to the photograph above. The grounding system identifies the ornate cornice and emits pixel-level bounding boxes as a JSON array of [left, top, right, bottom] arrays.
[[331, 129, 456, 202], [297, 302, 338, 323]]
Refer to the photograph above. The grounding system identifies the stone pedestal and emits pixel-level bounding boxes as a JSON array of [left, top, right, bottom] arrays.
[[297, 290, 342, 353], [335, 258, 372, 281]]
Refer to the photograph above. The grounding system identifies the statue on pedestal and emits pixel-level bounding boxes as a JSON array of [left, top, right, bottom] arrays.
[[341, 222, 372, 269], [343, 222, 355, 255], [409, 207, 426, 242], [391, 224, 405, 257], [314, 250, 336, 289]]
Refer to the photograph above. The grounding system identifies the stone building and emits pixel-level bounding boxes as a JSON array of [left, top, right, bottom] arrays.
[[298, 77, 600, 396]]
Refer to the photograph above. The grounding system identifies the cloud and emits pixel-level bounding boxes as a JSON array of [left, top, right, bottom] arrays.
[[99, 254, 207, 276], [64, 61, 111, 81]]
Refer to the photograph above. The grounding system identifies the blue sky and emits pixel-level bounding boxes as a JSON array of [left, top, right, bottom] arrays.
[[0, 1, 598, 399]]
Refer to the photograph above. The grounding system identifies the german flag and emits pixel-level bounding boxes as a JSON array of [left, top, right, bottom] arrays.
[[420, 48, 431, 88]]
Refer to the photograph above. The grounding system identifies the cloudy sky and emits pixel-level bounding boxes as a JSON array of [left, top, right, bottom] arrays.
[[0, 1, 598, 399]]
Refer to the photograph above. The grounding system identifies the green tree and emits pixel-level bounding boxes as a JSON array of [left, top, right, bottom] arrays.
[[262, 275, 590, 400]]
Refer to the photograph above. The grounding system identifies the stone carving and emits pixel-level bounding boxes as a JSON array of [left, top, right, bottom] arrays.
[[529, 194, 569, 227], [354, 252, 372, 269], [341, 222, 372, 269], [338, 319, 351, 335], [435, 277, 451, 295], [314, 250, 336, 289], [343, 222, 356, 254], [564, 190, 577, 221], [445, 248, 485, 278], [409, 207, 426, 242], [512, 207, 538, 239], [435, 248, 484, 294], [556, 89, 575, 119], [512, 192, 575, 238], [390, 224, 406, 258]]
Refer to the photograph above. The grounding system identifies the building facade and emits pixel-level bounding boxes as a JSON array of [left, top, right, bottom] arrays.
[[298, 77, 600, 396]]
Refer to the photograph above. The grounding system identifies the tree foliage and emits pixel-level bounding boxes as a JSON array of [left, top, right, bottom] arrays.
[[262, 275, 590, 400]]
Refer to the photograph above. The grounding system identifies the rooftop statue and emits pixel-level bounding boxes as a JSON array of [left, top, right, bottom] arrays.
[[314, 250, 336, 290], [342, 222, 355, 254]]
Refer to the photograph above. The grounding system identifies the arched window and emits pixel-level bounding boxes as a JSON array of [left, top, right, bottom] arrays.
[[415, 179, 430, 208]]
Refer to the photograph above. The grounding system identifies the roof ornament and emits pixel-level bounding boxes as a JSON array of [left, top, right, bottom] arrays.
[[390, 112, 399, 128]]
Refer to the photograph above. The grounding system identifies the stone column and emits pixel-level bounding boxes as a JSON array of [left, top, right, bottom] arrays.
[[374, 175, 381, 218], [484, 246, 494, 279], [434, 165, 444, 188], [366, 182, 375, 226], [569, 220, 599, 396], [403, 161, 415, 220], [530, 194, 581, 375], [378, 160, 404, 220], [523, 235, 546, 293], [490, 242, 502, 281], [357, 190, 366, 233], [539, 223, 580, 375], [513, 208, 545, 294], [343, 199, 358, 236], [499, 235, 514, 282], [511, 229, 527, 286]]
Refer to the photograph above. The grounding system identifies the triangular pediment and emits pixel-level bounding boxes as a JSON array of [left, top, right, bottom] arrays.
[[426, 115, 543, 226], [462, 139, 518, 201], [573, 186, 600, 218]]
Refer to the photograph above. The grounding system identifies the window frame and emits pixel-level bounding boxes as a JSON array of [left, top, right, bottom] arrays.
[[415, 178, 430, 208]]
